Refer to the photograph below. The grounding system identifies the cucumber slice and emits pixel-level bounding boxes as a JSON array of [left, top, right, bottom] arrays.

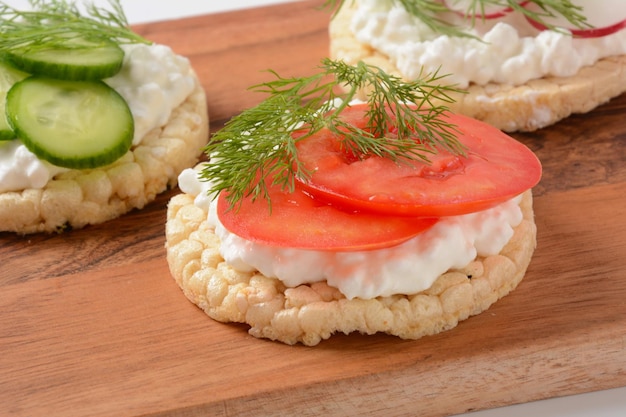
[[7, 36, 124, 81], [0, 60, 28, 140], [6, 76, 134, 169]]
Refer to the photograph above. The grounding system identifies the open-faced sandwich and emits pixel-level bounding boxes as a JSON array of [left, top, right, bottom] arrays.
[[165, 59, 542, 346], [328, 0, 626, 132], [0, 0, 208, 234]]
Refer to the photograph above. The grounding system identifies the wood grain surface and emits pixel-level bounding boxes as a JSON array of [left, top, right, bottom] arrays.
[[1, 1, 625, 416]]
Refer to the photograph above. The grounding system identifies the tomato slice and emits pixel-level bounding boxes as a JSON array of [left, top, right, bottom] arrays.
[[295, 104, 541, 217], [217, 181, 438, 251]]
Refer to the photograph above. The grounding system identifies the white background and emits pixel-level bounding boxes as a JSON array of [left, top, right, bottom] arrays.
[[4, 0, 299, 23], [5, 1, 625, 416]]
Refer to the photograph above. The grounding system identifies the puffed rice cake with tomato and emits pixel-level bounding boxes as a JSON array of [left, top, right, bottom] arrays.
[[165, 187, 536, 346]]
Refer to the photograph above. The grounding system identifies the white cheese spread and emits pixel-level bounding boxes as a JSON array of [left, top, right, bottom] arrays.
[[178, 166, 523, 300], [351, 0, 626, 88], [0, 43, 196, 193]]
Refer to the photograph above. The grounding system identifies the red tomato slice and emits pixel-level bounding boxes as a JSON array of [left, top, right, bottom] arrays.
[[217, 181, 438, 251], [295, 104, 541, 217]]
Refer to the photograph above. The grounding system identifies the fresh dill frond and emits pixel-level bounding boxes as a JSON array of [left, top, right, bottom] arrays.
[[201, 58, 465, 211], [0, 0, 150, 53], [507, 0, 589, 33], [323, 0, 590, 38]]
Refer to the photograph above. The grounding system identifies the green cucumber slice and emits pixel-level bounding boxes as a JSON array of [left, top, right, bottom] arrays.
[[0, 60, 28, 140], [6, 76, 134, 169], [7, 36, 124, 81]]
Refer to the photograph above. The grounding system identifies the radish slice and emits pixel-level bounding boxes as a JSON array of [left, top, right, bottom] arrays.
[[443, 0, 527, 19], [523, 0, 626, 38]]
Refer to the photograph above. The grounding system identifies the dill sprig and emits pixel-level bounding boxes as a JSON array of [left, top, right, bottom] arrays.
[[0, 0, 150, 52], [201, 58, 465, 211], [324, 0, 590, 37]]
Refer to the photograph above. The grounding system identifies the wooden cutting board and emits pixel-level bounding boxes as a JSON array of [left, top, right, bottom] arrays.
[[1, 1, 625, 416]]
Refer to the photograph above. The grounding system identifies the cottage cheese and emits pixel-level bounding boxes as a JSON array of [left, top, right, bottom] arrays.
[[0, 43, 196, 193], [178, 166, 523, 300], [351, 0, 626, 88]]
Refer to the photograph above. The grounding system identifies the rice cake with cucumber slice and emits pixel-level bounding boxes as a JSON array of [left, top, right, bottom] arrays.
[[0, 71, 208, 234], [0, 2, 208, 234]]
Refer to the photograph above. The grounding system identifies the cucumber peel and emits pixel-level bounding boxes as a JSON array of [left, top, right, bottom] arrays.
[[0, 60, 28, 140]]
